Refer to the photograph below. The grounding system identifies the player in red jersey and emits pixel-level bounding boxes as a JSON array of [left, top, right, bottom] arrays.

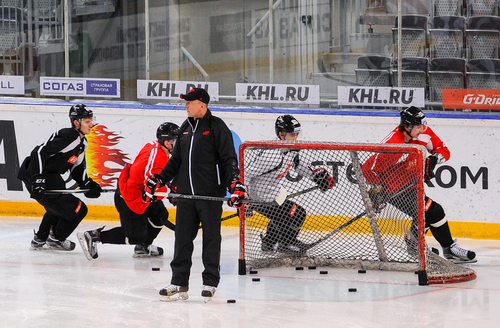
[[363, 106, 476, 264], [78, 122, 179, 260]]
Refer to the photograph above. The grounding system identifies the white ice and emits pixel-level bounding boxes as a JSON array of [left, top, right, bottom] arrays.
[[1, 217, 499, 328]]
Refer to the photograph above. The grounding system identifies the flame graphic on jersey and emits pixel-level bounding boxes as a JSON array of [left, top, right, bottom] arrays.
[[86, 125, 130, 187]]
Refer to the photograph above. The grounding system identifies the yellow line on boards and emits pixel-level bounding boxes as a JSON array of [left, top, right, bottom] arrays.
[[1, 201, 498, 240]]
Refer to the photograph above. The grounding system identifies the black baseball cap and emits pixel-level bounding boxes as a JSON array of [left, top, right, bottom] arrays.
[[180, 88, 210, 104]]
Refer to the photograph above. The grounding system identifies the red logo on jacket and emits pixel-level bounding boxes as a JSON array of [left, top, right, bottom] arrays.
[[203, 131, 210, 135]]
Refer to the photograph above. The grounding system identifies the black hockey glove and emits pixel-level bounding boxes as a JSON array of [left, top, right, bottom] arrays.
[[368, 185, 388, 213], [142, 174, 164, 203], [30, 175, 46, 201], [312, 168, 336, 192], [424, 154, 438, 182], [83, 178, 102, 199], [228, 180, 246, 208]]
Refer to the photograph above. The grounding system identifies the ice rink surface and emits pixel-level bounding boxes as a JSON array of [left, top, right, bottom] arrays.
[[1, 217, 499, 328]]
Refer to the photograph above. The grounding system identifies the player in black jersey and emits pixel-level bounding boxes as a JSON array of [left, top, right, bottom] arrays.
[[18, 104, 102, 251]]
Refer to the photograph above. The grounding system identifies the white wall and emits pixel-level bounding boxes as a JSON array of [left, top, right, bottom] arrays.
[[1, 104, 498, 223]]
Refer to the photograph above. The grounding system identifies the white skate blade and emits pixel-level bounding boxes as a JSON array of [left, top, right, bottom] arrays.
[[447, 258, 478, 264], [29, 246, 49, 251], [77, 233, 94, 261], [132, 253, 164, 258], [203, 296, 213, 303], [159, 292, 189, 302]]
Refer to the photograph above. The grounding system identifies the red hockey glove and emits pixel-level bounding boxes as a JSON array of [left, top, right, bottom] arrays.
[[312, 168, 336, 192], [142, 174, 164, 203], [424, 154, 438, 182], [82, 177, 102, 199], [167, 184, 178, 206], [228, 180, 246, 208]]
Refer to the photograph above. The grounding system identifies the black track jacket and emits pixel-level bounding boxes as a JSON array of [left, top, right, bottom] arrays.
[[158, 109, 239, 197]]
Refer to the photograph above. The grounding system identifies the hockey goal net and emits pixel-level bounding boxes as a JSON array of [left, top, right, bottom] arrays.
[[237, 141, 476, 285]]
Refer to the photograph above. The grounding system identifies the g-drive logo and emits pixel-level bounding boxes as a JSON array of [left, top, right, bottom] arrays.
[[463, 94, 500, 105], [442, 89, 500, 110], [338, 86, 425, 107]]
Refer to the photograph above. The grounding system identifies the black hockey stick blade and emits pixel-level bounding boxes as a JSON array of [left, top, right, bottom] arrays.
[[286, 186, 320, 199], [303, 211, 367, 251], [303, 181, 418, 251], [46, 189, 116, 194]]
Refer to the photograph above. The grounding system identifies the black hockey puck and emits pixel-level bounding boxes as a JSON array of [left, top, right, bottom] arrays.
[[320, 270, 328, 274], [252, 278, 261, 282], [250, 270, 258, 274], [358, 269, 366, 274], [415, 271, 419, 274], [227, 299, 236, 303], [295, 266, 304, 270], [152, 268, 160, 271], [348, 288, 357, 292], [308, 266, 316, 270]]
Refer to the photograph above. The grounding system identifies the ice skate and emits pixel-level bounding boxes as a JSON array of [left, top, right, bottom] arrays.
[[159, 284, 189, 302], [277, 239, 308, 256], [201, 285, 216, 303], [31, 230, 46, 249], [443, 239, 477, 264], [77, 226, 103, 260], [260, 234, 277, 252], [46, 234, 76, 251], [133, 244, 164, 258]]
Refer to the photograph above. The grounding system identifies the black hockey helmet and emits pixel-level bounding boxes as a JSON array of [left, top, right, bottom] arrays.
[[275, 114, 301, 138], [69, 104, 93, 127], [400, 106, 427, 126], [157, 122, 180, 144]]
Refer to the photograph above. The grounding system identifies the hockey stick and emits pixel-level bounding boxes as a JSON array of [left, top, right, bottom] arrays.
[[218, 186, 319, 222], [304, 181, 417, 251], [197, 186, 321, 229], [46, 189, 116, 194], [155, 185, 289, 206]]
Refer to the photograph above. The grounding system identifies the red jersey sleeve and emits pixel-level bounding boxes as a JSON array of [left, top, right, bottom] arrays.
[[119, 141, 169, 214]]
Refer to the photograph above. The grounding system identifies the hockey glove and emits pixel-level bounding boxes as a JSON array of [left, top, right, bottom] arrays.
[[142, 174, 164, 203], [167, 184, 178, 207], [368, 185, 388, 213], [30, 175, 46, 201], [312, 168, 336, 192], [228, 180, 246, 208], [424, 154, 438, 182], [83, 178, 102, 198]]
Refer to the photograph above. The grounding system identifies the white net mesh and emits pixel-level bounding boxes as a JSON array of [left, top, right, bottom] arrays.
[[239, 141, 476, 285]]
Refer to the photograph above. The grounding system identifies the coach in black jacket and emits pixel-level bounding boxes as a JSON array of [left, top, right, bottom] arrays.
[[143, 88, 245, 302]]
